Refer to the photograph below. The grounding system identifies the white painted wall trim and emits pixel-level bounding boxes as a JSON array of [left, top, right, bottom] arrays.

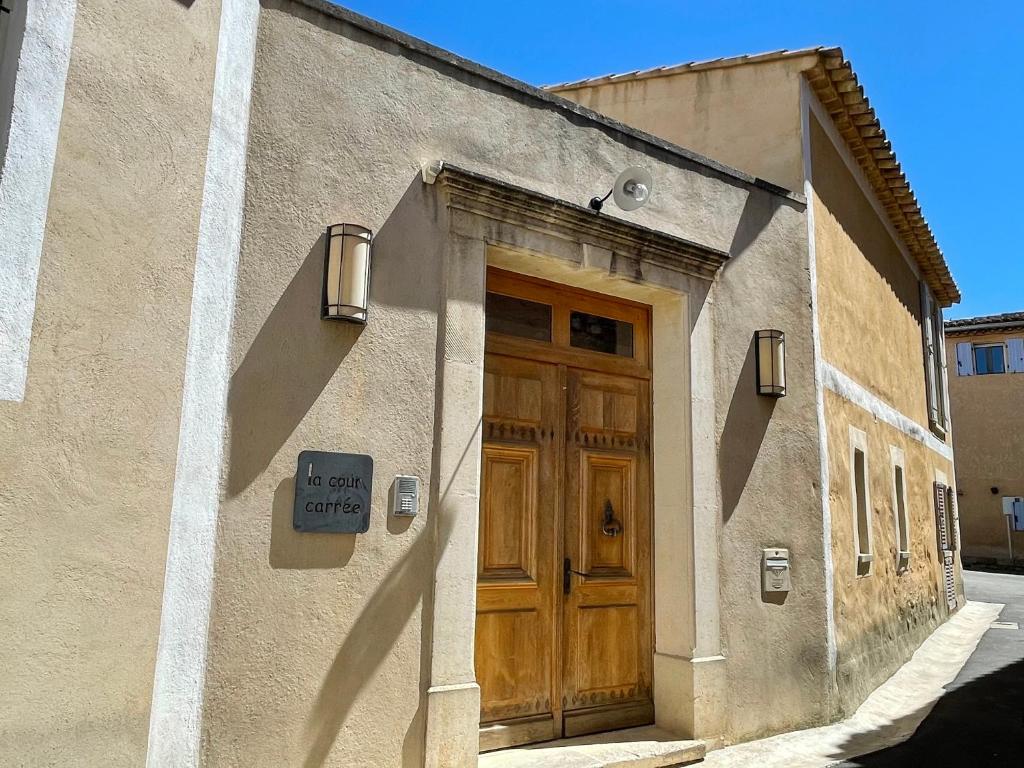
[[145, 2, 259, 766], [0, 0, 76, 401], [804, 82, 924, 284], [800, 78, 838, 686], [821, 362, 953, 461]]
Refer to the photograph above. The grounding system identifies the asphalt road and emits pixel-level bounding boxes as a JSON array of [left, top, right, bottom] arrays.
[[837, 569, 1024, 767]]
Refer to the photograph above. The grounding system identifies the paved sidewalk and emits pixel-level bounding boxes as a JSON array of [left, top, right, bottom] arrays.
[[836, 570, 1024, 767], [702, 594, 1003, 768]]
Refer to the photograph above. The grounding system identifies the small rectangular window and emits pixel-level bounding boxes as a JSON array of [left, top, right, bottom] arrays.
[[569, 311, 634, 357], [854, 448, 872, 575], [973, 344, 1006, 375], [485, 292, 552, 342], [893, 456, 910, 573]]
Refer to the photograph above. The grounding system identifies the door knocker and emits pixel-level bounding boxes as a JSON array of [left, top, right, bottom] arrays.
[[601, 499, 623, 537]]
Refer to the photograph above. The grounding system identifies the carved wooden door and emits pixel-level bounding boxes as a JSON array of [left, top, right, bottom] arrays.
[[561, 368, 653, 736], [476, 353, 561, 750], [476, 269, 653, 750]]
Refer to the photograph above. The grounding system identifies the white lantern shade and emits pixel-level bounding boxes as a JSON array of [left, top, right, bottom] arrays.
[[323, 223, 372, 323], [755, 329, 786, 396]]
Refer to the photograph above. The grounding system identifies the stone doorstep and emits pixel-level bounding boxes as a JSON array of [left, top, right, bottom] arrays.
[[477, 726, 706, 768]]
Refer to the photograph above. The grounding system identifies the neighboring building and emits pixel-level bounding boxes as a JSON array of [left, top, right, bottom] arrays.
[[0, 4, 960, 768], [945, 312, 1024, 565]]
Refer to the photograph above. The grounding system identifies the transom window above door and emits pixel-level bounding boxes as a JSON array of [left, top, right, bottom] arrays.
[[484, 268, 651, 374]]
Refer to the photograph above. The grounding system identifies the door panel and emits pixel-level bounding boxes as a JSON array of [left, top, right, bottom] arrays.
[[562, 369, 652, 733], [476, 270, 654, 750], [476, 354, 560, 749]]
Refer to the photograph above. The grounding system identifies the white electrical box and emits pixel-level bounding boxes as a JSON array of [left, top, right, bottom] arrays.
[[1003, 496, 1024, 531], [762, 548, 791, 593], [392, 475, 420, 517]]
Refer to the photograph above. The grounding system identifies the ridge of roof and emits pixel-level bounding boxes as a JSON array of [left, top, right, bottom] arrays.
[[548, 46, 960, 306], [945, 311, 1024, 329], [545, 46, 831, 90]]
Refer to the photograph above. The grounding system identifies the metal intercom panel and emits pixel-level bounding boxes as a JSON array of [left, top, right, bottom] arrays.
[[392, 475, 420, 517], [762, 548, 791, 593]]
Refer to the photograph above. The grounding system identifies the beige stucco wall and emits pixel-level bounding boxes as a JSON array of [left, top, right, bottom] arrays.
[[195, 2, 828, 764], [551, 56, 818, 193], [712, 192, 831, 741], [810, 115, 935, 425], [810, 112, 956, 715], [823, 394, 953, 713], [0, 0, 221, 764], [947, 329, 1024, 561]]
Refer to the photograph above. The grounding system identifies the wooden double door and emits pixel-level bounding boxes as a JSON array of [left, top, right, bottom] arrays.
[[475, 270, 653, 751]]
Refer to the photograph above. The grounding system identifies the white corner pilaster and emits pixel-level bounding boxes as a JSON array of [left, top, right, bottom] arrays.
[[0, 0, 76, 401], [145, 2, 259, 766], [423, 232, 486, 768]]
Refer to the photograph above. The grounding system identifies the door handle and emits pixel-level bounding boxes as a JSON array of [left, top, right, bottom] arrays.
[[563, 558, 593, 594]]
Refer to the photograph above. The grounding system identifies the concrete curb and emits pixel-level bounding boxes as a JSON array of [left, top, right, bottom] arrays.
[[701, 601, 1004, 768]]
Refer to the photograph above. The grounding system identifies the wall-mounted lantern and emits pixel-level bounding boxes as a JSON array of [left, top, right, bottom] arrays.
[[322, 223, 372, 323], [755, 329, 786, 397]]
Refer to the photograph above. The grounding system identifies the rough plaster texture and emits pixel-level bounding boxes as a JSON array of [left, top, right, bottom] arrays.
[[810, 112, 958, 717], [712, 188, 832, 742], [146, 0, 259, 765], [0, 0, 75, 401], [0, 0, 221, 764], [810, 115, 935, 425], [946, 330, 1024, 561], [824, 392, 955, 715], [551, 56, 817, 193], [195, 1, 825, 765]]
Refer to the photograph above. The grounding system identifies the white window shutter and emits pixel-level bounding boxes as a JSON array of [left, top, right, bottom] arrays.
[[945, 486, 960, 551], [933, 481, 949, 552], [1007, 338, 1024, 373], [955, 342, 975, 375]]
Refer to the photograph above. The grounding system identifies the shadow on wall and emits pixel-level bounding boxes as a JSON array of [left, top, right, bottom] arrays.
[[298, 419, 480, 768], [227, 176, 440, 496], [721, 333, 778, 523], [727, 188, 781, 263], [831, 657, 1024, 766], [227, 234, 363, 496]]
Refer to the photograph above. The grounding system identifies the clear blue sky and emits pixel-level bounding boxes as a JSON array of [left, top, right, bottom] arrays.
[[341, 1, 1021, 319]]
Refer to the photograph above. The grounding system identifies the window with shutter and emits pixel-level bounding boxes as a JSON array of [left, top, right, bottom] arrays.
[[920, 283, 949, 434], [933, 481, 949, 552], [944, 485, 959, 551]]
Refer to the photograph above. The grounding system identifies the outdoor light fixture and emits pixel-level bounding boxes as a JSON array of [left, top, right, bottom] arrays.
[[322, 223, 372, 323], [589, 166, 653, 213], [755, 329, 786, 397]]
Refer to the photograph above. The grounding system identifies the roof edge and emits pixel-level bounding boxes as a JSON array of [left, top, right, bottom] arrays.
[[546, 46, 832, 90], [285, 0, 803, 202], [546, 45, 960, 306]]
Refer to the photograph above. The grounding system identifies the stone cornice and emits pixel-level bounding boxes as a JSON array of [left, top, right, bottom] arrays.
[[435, 164, 730, 281]]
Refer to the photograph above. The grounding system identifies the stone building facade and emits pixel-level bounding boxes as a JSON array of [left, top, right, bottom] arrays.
[[945, 312, 1024, 566], [0, 3, 960, 766]]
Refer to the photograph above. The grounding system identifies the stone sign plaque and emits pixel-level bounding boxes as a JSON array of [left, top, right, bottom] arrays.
[[293, 451, 373, 533]]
